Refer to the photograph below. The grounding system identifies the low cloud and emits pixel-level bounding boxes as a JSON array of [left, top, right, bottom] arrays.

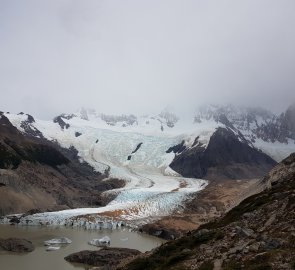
[[0, 0, 294, 118]]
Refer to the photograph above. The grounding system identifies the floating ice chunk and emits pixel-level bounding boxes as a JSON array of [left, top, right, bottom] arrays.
[[46, 246, 61, 251], [44, 237, 72, 246], [120, 237, 128, 241], [88, 236, 110, 247], [99, 236, 111, 243]]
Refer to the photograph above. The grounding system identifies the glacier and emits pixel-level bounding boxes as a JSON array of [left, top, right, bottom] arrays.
[[4, 112, 211, 225], [3, 106, 294, 226]]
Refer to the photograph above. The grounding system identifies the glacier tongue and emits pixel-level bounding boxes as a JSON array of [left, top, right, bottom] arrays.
[[4, 112, 211, 224]]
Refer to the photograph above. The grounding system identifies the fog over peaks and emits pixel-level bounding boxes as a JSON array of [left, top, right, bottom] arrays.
[[0, 0, 294, 119]]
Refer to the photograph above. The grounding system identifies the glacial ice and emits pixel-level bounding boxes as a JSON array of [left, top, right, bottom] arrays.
[[46, 246, 61, 251], [44, 237, 72, 245], [88, 236, 111, 247], [4, 112, 214, 224]]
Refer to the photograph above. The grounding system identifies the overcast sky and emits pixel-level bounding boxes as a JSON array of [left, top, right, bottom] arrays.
[[0, 0, 295, 119]]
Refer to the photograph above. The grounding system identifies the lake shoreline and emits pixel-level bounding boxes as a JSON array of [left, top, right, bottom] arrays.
[[0, 224, 165, 270]]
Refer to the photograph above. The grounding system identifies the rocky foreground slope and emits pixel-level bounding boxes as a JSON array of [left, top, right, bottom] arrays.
[[121, 153, 295, 270]]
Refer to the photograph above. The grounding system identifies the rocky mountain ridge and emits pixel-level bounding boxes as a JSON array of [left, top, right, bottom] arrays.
[[58, 104, 295, 163], [169, 127, 276, 180], [71, 104, 295, 145], [0, 113, 123, 216], [195, 103, 295, 144], [4, 105, 283, 182]]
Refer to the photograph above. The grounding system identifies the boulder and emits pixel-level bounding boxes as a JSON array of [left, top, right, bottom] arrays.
[[0, 238, 34, 252], [65, 247, 141, 268], [235, 226, 255, 238]]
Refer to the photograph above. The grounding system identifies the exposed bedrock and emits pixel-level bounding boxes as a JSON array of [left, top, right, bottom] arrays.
[[65, 248, 141, 268], [169, 127, 277, 180]]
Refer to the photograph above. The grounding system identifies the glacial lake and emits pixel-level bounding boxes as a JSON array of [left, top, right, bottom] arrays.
[[0, 224, 165, 270]]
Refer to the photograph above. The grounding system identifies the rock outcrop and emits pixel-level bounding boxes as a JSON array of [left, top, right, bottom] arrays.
[[0, 238, 34, 253], [169, 127, 277, 180], [65, 248, 141, 269]]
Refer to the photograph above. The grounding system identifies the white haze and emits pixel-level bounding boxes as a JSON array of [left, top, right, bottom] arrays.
[[0, 0, 295, 119]]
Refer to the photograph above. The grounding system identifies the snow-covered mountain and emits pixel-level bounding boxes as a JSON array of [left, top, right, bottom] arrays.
[[2, 104, 294, 222], [5, 104, 295, 181], [3, 110, 209, 221], [194, 104, 295, 161]]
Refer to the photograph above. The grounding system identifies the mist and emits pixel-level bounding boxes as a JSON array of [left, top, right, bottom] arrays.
[[0, 0, 295, 119]]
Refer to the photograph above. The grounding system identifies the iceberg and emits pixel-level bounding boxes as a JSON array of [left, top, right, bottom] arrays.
[[120, 237, 128, 241], [46, 246, 61, 251], [44, 237, 72, 246], [88, 236, 111, 247]]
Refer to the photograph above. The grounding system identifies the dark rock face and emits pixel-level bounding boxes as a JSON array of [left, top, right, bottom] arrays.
[[21, 121, 44, 138], [0, 238, 34, 253], [0, 141, 21, 169], [26, 114, 35, 123], [53, 115, 70, 130], [169, 127, 277, 180], [75, 132, 82, 137], [127, 143, 143, 160], [65, 248, 141, 268], [19, 114, 44, 138], [0, 115, 19, 134], [131, 143, 143, 154], [1, 137, 69, 169], [166, 140, 186, 154]]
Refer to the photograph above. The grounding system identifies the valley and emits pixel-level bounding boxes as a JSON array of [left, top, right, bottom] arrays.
[[1, 1, 294, 268], [0, 106, 293, 235]]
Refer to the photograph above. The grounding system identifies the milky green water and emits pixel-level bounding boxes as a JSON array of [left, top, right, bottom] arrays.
[[0, 225, 165, 270]]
